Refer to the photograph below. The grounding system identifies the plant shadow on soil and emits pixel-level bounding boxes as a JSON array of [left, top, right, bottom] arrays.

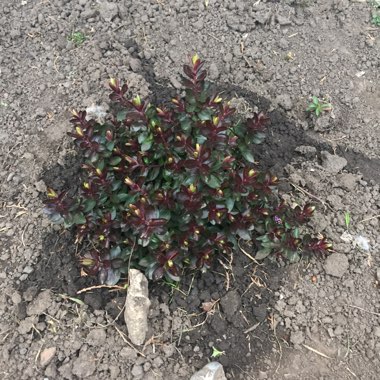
[[20, 44, 380, 375]]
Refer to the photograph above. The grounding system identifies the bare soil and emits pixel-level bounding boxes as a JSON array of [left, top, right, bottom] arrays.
[[1, 0, 379, 379]]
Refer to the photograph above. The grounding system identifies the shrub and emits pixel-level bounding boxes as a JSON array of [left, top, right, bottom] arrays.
[[44, 54, 332, 285]]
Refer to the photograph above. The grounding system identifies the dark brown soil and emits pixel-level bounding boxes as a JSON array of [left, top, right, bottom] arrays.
[[1, 0, 379, 379]]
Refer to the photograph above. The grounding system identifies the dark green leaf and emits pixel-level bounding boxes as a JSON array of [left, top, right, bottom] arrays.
[[141, 139, 153, 152], [226, 198, 234, 212], [116, 110, 127, 121], [255, 249, 271, 260], [198, 109, 213, 121], [159, 209, 171, 221], [109, 156, 122, 166], [180, 117, 192, 132], [110, 246, 121, 259], [147, 167, 160, 181], [106, 141, 115, 151], [203, 174, 221, 189], [236, 228, 251, 240], [239, 144, 255, 163], [72, 212, 86, 225], [83, 199, 96, 213], [105, 269, 121, 285], [233, 122, 246, 138], [252, 132, 266, 145]]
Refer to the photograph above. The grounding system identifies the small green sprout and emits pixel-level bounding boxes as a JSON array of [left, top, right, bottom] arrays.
[[59, 293, 85, 306], [372, 14, 380, 26], [307, 96, 332, 117], [344, 211, 351, 230], [211, 346, 225, 358], [68, 31, 86, 46]]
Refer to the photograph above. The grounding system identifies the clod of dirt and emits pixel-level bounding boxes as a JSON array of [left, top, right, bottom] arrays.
[[323, 253, 349, 278], [337, 173, 359, 191], [129, 57, 142, 73], [124, 269, 151, 345], [208, 63, 220, 80], [26, 290, 52, 316], [220, 290, 241, 318], [321, 151, 348, 174], [190, 362, 227, 380], [290, 330, 305, 346], [72, 350, 96, 378], [40, 347, 56, 368], [99, 1, 119, 22], [86, 328, 107, 347], [276, 94, 293, 111], [294, 145, 317, 160]]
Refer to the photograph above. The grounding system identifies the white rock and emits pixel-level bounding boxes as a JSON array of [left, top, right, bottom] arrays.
[[124, 269, 151, 345], [190, 362, 227, 380], [355, 235, 370, 251]]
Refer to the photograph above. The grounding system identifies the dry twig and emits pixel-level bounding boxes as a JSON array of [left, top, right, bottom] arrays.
[[302, 344, 332, 359], [290, 182, 334, 212], [244, 322, 260, 334], [358, 214, 380, 224], [238, 238, 261, 265], [77, 284, 127, 294], [347, 304, 380, 317], [114, 326, 146, 357]]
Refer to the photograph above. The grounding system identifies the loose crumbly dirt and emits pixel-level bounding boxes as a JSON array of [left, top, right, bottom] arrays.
[[1, 0, 379, 379]]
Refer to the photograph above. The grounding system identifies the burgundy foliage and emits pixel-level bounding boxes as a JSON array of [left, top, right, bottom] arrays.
[[44, 55, 332, 285]]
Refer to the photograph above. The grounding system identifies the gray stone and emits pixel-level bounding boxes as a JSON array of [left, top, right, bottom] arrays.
[[294, 145, 317, 159], [40, 347, 56, 368], [276, 94, 293, 111], [324, 253, 349, 278], [373, 326, 380, 337], [220, 290, 241, 317], [18, 316, 37, 334], [34, 179, 47, 193], [23, 265, 34, 274], [131, 364, 143, 377], [321, 151, 347, 174], [129, 57, 141, 72], [86, 328, 106, 346], [26, 290, 52, 316], [72, 351, 96, 378], [120, 346, 138, 360], [190, 362, 227, 380], [337, 173, 358, 191], [208, 63, 220, 80], [252, 305, 267, 322], [290, 330, 305, 345], [276, 14, 291, 25], [170, 76, 182, 90], [258, 371, 268, 379], [99, 2, 119, 21], [254, 10, 271, 24], [124, 270, 151, 345]]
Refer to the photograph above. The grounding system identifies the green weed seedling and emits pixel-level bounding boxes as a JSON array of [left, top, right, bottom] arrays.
[[211, 346, 225, 358], [307, 96, 332, 117], [68, 31, 86, 46], [344, 211, 351, 230]]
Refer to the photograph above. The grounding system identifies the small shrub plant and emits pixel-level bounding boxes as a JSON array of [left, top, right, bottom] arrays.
[[44, 54, 332, 285]]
